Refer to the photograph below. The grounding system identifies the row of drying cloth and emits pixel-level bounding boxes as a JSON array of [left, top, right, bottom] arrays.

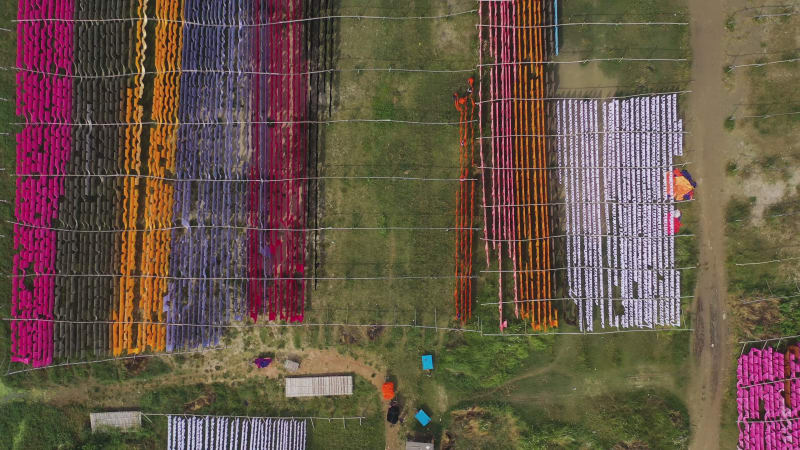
[[481, 0, 557, 331], [34, 0, 146, 361], [246, 0, 309, 324], [555, 96, 685, 331], [453, 77, 476, 324], [11, 0, 316, 367], [12, 0, 77, 367]]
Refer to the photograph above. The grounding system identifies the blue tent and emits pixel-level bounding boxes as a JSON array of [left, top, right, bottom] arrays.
[[421, 355, 433, 371], [415, 409, 431, 427]]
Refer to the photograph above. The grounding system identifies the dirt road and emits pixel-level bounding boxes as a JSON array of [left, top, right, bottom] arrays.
[[686, 0, 733, 448]]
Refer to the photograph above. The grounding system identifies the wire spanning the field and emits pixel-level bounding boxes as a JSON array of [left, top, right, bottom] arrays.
[[477, 21, 689, 29], [7, 221, 480, 233], [11, 9, 478, 25], [7, 15, 701, 28], [5, 173, 475, 183], [481, 328, 693, 337], [738, 374, 800, 390], [1, 63, 692, 79], [738, 417, 800, 424], [4, 273, 478, 281], [14, 118, 472, 127], [478, 57, 689, 66], [1, 65, 481, 77], [2, 317, 482, 335], [727, 57, 800, 70], [8, 166, 692, 176], [478, 90, 692, 103], [732, 110, 800, 119], [754, 12, 798, 18], [735, 255, 800, 266]]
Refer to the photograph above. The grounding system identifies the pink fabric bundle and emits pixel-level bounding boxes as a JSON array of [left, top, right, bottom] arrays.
[[11, 0, 73, 368], [737, 348, 800, 448]]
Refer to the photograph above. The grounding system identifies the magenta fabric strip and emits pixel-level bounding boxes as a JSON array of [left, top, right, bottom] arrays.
[[737, 347, 800, 448], [247, 0, 308, 324], [12, 0, 74, 368]]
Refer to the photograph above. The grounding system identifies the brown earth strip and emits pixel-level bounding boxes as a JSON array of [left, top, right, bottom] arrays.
[[686, 0, 733, 448]]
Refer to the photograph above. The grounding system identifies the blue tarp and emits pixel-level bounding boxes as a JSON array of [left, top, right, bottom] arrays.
[[554, 0, 559, 56], [415, 410, 431, 426], [421, 355, 433, 371]]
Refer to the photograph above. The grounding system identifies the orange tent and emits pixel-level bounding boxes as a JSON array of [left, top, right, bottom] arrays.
[[382, 382, 395, 400]]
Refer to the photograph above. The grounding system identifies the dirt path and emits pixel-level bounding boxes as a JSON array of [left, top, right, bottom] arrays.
[[686, 1, 733, 448]]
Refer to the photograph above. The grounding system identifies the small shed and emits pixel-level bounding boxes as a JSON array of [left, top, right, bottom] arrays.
[[415, 409, 431, 427], [406, 442, 434, 450], [285, 375, 353, 397], [89, 411, 142, 433], [284, 359, 300, 372], [421, 355, 433, 371]]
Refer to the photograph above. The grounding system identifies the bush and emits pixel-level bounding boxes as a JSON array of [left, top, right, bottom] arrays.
[[725, 196, 754, 225], [519, 389, 689, 449], [439, 334, 550, 390], [0, 402, 83, 449]]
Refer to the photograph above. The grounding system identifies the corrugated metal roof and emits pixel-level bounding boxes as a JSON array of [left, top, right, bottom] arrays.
[[285, 375, 353, 397], [406, 442, 434, 450], [90, 411, 142, 432]]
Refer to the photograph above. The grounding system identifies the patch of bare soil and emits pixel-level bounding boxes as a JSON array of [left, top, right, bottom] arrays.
[[184, 390, 216, 412]]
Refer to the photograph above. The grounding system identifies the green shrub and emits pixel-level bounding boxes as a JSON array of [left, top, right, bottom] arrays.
[[724, 116, 735, 131], [725, 196, 754, 225], [439, 334, 550, 389]]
